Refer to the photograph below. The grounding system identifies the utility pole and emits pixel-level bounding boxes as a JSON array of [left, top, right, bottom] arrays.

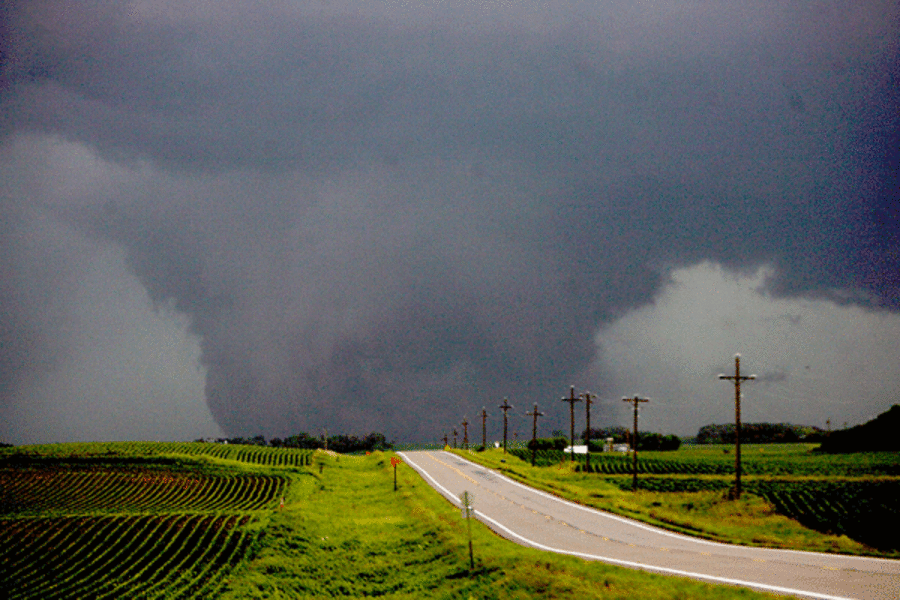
[[719, 354, 756, 499], [480, 407, 488, 449], [583, 391, 595, 472], [452, 428, 458, 449], [525, 403, 544, 467], [622, 395, 649, 491], [561, 386, 583, 462], [498, 398, 513, 453], [462, 417, 469, 450]]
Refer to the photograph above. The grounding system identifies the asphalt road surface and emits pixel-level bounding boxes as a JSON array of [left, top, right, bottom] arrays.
[[398, 450, 899, 600]]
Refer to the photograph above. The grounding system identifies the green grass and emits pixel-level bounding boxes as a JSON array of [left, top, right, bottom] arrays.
[[453, 446, 900, 557]]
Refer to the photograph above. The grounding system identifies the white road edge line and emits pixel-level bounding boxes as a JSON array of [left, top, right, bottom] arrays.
[[398, 451, 858, 600]]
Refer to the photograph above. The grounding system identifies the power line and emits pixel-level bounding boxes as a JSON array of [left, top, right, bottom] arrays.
[[583, 391, 596, 471], [498, 398, 513, 453], [622, 395, 649, 491], [561, 386, 582, 462], [525, 403, 544, 467], [718, 354, 756, 499]]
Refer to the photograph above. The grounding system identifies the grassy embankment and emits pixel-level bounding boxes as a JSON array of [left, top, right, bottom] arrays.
[[2, 441, 792, 599], [448, 444, 900, 557]]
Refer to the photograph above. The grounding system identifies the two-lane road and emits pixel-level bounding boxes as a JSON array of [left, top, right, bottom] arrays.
[[399, 451, 899, 600]]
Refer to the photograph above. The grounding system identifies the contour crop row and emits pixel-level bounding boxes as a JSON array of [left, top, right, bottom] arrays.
[[0, 470, 286, 516], [511, 448, 900, 476], [0, 514, 256, 600], [6, 441, 315, 468]]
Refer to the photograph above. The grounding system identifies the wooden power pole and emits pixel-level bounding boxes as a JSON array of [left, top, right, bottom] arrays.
[[462, 417, 469, 450], [719, 354, 756, 499], [561, 386, 582, 462], [480, 407, 488, 449], [526, 403, 544, 467], [498, 398, 513, 453], [622, 395, 649, 491], [452, 428, 458, 449], [583, 391, 595, 472]]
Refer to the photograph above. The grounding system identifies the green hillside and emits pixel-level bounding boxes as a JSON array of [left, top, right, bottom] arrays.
[[818, 405, 900, 453]]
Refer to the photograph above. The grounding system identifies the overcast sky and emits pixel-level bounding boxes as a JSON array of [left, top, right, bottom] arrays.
[[1, 1, 898, 445]]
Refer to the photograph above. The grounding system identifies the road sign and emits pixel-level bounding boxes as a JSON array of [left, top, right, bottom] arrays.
[[460, 490, 475, 569], [460, 491, 474, 518], [391, 456, 402, 491]]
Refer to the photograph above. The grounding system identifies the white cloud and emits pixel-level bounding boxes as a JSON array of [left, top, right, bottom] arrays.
[[7, 242, 220, 445], [591, 262, 900, 436]]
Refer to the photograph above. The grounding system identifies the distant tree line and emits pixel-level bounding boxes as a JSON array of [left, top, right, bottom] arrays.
[[581, 426, 681, 451], [273, 432, 393, 453], [527, 437, 569, 451], [630, 432, 682, 451], [582, 426, 631, 444], [205, 435, 268, 446], [194, 432, 393, 453], [519, 427, 681, 452], [696, 423, 823, 444]]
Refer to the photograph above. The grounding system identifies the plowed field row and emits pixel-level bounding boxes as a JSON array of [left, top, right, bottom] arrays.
[[512, 448, 900, 476], [0, 514, 256, 600], [0, 442, 305, 599], [131, 441, 314, 467], [0, 471, 286, 515], [9, 441, 315, 468], [596, 475, 900, 551]]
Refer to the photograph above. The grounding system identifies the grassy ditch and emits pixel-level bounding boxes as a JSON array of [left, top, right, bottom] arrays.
[[221, 450, 791, 599], [450, 447, 899, 557]]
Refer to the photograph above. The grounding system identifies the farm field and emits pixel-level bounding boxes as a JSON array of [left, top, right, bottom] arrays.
[[4, 441, 800, 599], [459, 444, 900, 556], [0, 442, 313, 599]]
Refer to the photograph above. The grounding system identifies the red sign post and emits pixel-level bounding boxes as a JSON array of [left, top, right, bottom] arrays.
[[391, 456, 402, 491]]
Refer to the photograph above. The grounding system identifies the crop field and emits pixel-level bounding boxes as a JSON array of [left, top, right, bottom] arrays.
[[7, 440, 315, 468], [477, 444, 900, 555], [0, 442, 314, 599], [510, 445, 900, 476]]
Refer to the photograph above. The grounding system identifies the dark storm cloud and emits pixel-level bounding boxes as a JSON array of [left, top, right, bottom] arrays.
[[755, 371, 789, 384], [1, 1, 898, 440]]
